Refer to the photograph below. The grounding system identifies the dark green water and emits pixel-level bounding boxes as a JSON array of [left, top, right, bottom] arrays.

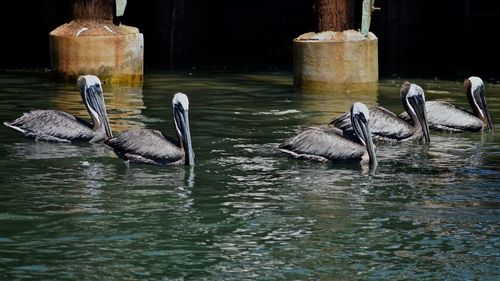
[[0, 72, 499, 280]]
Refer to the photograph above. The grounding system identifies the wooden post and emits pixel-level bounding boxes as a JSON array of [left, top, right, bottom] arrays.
[[115, 0, 127, 17], [72, 0, 113, 21], [314, 0, 356, 32], [361, 0, 379, 36]]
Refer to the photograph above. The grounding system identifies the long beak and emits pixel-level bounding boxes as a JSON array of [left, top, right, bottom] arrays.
[[353, 114, 377, 166], [174, 106, 195, 166], [85, 84, 113, 140], [408, 94, 431, 143], [477, 88, 494, 131], [363, 122, 377, 167]]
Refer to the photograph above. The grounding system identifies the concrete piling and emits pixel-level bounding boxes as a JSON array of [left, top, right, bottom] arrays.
[[294, 0, 379, 93], [49, 0, 143, 86], [50, 20, 143, 86], [293, 30, 378, 93]]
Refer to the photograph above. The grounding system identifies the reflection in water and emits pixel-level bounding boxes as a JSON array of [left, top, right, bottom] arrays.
[[427, 134, 486, 169], [116, 163, 194, 189], [0, 72, 499, 280], [55, 85, 146, 132], [299, 88, 379, 125], [5, 141, 110, 160]]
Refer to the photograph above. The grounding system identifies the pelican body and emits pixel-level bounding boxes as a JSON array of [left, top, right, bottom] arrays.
[[331, 82, 431, 143], [279, 102, 377, 165], [3, 75, 112, 143], [400, 76, 493, 132], [105, 93, 194, 166]]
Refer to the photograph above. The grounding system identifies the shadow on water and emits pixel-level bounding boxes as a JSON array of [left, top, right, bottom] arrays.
[[0, 72, 499, 280]]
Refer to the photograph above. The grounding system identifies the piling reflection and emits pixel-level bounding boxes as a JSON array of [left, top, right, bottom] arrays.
[[55, 85, 146, 133], [298, 86, 378, 125]]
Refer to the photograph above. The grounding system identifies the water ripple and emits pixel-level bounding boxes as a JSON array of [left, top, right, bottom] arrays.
[[0, 73, 499, 280]]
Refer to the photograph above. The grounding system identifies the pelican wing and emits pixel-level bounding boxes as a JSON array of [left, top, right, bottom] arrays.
[[331, 106, 413, 141], [399, 101, 482, 132], [105, 128, 184, 165], [279, 126, 365, 161], [4, 109, 93, 142], [369, 106, 414, 140], [329, 111, 352, 131]]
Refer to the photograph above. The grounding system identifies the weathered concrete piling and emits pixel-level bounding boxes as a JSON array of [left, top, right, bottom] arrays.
[[293, 30, 378, 93], [294, 0, 379, 93], [49, 0, 143, 86]]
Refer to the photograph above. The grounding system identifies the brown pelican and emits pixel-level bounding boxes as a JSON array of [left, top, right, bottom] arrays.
[[3, 75, 112, 143], [278, 102, 377, 165], [330, 82, 431, 143], [399, 76, 493, 132], [104, 93, 194, 166]]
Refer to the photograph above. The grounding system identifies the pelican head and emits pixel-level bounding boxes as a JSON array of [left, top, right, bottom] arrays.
[[172, 93, 194, 166], [400, 82, 431, 143], [351, 102, 377, 165], [465, 76, 493, 131], [77, 75, 113, 142]]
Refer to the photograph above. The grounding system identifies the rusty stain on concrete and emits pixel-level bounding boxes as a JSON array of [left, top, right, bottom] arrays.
[[50, 20, 143, 86], [294, 30, 378, 93]]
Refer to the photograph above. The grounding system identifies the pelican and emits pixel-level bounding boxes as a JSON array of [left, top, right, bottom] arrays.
[[399, 76, 493, 132], [3, 75, 112, 143], [104, 92, 194, 166], [278, 102, 377, 165], [330, 82, 430, 143]]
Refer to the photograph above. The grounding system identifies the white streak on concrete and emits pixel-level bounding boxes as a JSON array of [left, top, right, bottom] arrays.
[[104, 25, 116, 34], [76, 27, 88, 36]]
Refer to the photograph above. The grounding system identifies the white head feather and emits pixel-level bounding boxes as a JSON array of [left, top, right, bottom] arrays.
[[407, 83, 425, 99], [352, 102, 370, 120], [173, 92, 189, 110], [77, 75, 102, 88], [468, 76, 484, 92]]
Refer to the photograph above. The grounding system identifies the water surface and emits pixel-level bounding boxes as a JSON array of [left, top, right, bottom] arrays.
[[0, 72, 499, 280]]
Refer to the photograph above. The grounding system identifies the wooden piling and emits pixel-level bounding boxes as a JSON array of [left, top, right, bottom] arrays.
[[314, 0, 355, 32]]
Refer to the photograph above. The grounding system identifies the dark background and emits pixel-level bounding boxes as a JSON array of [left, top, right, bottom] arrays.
[[1, 0, 499, 80]]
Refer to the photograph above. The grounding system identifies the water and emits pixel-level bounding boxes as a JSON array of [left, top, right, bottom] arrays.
[[0, 72, 499, 280]]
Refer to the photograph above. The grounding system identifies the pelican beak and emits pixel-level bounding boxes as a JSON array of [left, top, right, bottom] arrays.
[[79, 76, 113, 141], [466, 77, 493, 131], [91, 85, 113, 140], [174, 102, 194, 166], [475, 85, 494, 131], [363, 122, 377, 167], [407, 87, 431, 144], [352, 111, 377, 166]]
